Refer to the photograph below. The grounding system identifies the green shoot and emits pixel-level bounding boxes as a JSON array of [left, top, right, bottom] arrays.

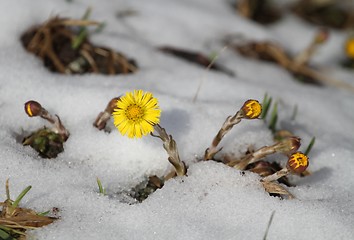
[[304, 137, 316, 156], [71, 7, 92, 49], [12, 186, 32, 209], [94, 22, 106, 34], [261, 93, 272, 120], [263, 211, 275, 240], [0, 227, 12, 240], [5, 179, 11, 202], [268, 101, 278, 133], [97, 177, 105, 195], [208, 51, 218, 62], [0, 225, 25, 238], [37, 210, 50, 216]]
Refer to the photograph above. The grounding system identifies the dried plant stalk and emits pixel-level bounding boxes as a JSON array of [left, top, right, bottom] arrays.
[[228, 36, 354, 92], [262, 168, 290, 182], [0, 180, 57, 238], [205, 111, 244, 160], [230, 146, 277, 169], [153, 124, 187, 176], [230, 136, 301, 169], [262, 181, 294, 199], [22, 16, 138, 75]]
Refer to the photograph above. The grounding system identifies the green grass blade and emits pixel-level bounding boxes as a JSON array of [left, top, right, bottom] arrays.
[[72, 30, 88, 49], [304, 137, 316, 156], [37, 210, 50, 216], [268, 101, 278, 132], [72, 7, 92, 49], [12, 186, 32, 209], [5, 179, 10, 201], [94, 22, 106, 33], [0, 225, 24, 239], [97, 177, 105, 195], [0, 227, 12, 240], [263, 211, 275, 240], [261, 94, 272, 120]]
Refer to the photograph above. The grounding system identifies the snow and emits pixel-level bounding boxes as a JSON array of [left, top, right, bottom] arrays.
[[1, 0, 354, 239]]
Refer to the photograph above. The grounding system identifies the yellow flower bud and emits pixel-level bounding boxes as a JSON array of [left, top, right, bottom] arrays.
[[287, 152, 309, 174], [345, 37, 354, 59], [106, 97, 121, 114], [275, 136, 301, 154], [24, 100, 42, 117], [241, 99, 262, 119]]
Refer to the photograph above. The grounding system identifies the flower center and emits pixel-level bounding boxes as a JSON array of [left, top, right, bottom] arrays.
[[126, 104, 144, 121]]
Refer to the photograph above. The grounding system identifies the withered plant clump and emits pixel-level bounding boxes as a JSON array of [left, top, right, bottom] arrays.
[[22, 100, 69, 159], [21, 16, 138, 75], [225, 29, 354, 93], [235, 0, 282, 25], [158, 46, 235, 76], [292, 0, 354, 29], [0, 180, 57, 240], [129, 176, 164, 203], [203, 98, 313, 199]]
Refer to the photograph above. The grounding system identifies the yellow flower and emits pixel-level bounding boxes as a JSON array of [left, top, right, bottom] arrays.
[[112, 90, 161, 138], [345, 37, 354, 59], [287, 152, 309, 174], [24, 100, 42, 117], [241, 99, 262, 119]]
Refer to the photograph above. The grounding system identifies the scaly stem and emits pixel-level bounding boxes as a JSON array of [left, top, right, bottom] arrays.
[[153, 124, 187, 176], [231, 145, 276, 169], [262, 168, 289, 182], [204, 111, 244, 160]]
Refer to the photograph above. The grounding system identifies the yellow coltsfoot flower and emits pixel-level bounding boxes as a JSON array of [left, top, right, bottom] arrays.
[[241, 99, 262, 119], [204, 99, 262, 160], [345, 37, 354, 59], [112, 90, 161, 138], [24, 100, 43, 117], [287, 151, 309, 174], [262, 152, 309, 182]]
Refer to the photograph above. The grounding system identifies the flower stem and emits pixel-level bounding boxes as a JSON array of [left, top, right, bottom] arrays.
[[231, 145, 277, 169], [262, 168, 289, 182], [153, 124, 187, 176], [204, 110, 244, 160]]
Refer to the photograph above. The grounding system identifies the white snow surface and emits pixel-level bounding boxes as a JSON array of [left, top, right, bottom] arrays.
[[1, 0, 354, 239]]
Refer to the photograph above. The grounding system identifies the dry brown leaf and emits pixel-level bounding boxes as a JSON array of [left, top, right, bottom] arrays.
[[262, 181, 295, 199]]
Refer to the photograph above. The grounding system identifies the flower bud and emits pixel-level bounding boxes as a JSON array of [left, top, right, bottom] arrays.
[[105, 97, 120, 114], [345, 37, 354, 59], [275, 136, 301, 154], [287, 152, 309, 174], [274, 130, 293, 141], [241, 99, 262, 119], [24, 100, 42, 117]]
